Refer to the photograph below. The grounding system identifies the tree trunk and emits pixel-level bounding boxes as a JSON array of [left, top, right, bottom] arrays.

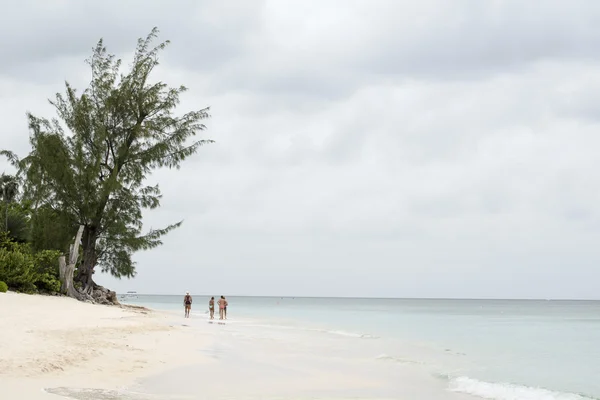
[[59, 225, 85, 300], [59, 224, 119, 305], [77, 225, 98, 294], [59, 255, 82, 300]]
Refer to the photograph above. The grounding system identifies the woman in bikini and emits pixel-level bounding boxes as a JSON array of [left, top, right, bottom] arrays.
[[209, 297, 215, 320], [218, 296, 227, 320], [183, 292, 192, 318]]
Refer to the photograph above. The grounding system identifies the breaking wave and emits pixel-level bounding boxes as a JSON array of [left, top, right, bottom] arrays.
[[448, 376, 597, 400]]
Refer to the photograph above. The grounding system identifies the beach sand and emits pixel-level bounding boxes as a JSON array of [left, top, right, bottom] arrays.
[[0, 292, 475, 400], [0, 291, 205, 399]]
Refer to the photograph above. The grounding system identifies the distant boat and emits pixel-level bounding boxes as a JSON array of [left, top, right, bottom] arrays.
[[120, 291, 138, 300]]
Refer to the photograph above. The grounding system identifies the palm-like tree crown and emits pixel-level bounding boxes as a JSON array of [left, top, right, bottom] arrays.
[[0, 174, 19, 203]]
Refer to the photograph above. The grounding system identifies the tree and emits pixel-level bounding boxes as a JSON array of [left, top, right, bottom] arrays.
[[5, 207, 29, 243], [28, 204, 76, 253], [2, 28, 212, 300], [0, 173, 19, 232]]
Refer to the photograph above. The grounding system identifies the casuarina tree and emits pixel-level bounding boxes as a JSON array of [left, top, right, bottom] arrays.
[[1, 28, 212, 302]]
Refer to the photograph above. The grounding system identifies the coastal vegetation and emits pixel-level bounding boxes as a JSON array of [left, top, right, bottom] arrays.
[[0, 28, 211, 303]]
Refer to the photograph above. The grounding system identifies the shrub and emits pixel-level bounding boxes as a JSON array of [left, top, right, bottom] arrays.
[[34, 272, 61, 293], [33, 249, 62, 293], [0, 246, 36, 290], [0, 232, 62, 293], [0, 281, 8, 293]]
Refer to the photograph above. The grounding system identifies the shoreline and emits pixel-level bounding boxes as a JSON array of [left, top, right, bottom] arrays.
[[0, 291, 209, 399], [5, 291, 592, 399], [1, 291, 470, 400]]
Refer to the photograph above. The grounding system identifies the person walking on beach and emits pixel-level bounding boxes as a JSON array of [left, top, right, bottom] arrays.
[[184, 292, 192, 318], [209, 297, 215, 320], [223, 296, 228, 319], [218, 296, 228, 320]]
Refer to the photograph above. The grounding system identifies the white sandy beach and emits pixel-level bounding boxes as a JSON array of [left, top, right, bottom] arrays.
[[0, 291, 205, 399], [0, 292, 478, 400]]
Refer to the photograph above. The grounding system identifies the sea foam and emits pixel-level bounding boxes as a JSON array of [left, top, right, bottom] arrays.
[[449, 376, 597, 400], [375, 353, 424, 365]]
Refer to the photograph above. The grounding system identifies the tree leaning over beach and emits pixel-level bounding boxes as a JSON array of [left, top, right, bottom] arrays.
[[1, 27, 212, 302]]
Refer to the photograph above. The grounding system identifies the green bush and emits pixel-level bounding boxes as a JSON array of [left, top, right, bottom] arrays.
[[0, 281, 8, 292], [33, 249, 62, 293], [0, 232, 62, 293], [0, 246, 36, 291], [34, 272, 61, 293]]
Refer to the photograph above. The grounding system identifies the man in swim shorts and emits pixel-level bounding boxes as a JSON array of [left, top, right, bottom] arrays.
[[184, 292, 192, 318], [209, 297, 215, 320]]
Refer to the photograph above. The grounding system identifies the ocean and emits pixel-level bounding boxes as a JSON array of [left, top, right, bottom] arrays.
[[122, 295, 600, 400]]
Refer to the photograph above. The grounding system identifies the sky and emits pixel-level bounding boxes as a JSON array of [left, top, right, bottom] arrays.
[[1, 0, 600, 299]]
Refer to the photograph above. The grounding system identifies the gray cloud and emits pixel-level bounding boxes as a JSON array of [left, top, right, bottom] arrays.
[[361, 0, 600, 77], [192, 0, 600, 101], [0, 0, 263, 81], [2, 0, 600, 299]]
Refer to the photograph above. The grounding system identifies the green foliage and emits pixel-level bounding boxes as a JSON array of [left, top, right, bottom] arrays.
[[0, 173, 19, 203], [0, 281, 8, 293], [1, 173, 21, 234], [4, 206, 30, 243], [0, 232, 61, 294], [32, 271, 61, 293], [32, 249, 62, 293], [2, 27, 212, 281], [29, 205, 75, 253], [0, 245, 36, 292]]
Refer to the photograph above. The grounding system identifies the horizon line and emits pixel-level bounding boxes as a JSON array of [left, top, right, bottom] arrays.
[[117, 294, 600, 301]]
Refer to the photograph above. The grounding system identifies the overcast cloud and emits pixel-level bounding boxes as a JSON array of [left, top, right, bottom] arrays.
[[2, 0, 600, 299]]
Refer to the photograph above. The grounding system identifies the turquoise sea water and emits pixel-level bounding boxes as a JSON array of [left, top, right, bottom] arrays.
[[122, 295, 600, 400]]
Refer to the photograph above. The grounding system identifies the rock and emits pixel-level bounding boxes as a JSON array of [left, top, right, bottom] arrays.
[[107, 291, 120, 305]]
